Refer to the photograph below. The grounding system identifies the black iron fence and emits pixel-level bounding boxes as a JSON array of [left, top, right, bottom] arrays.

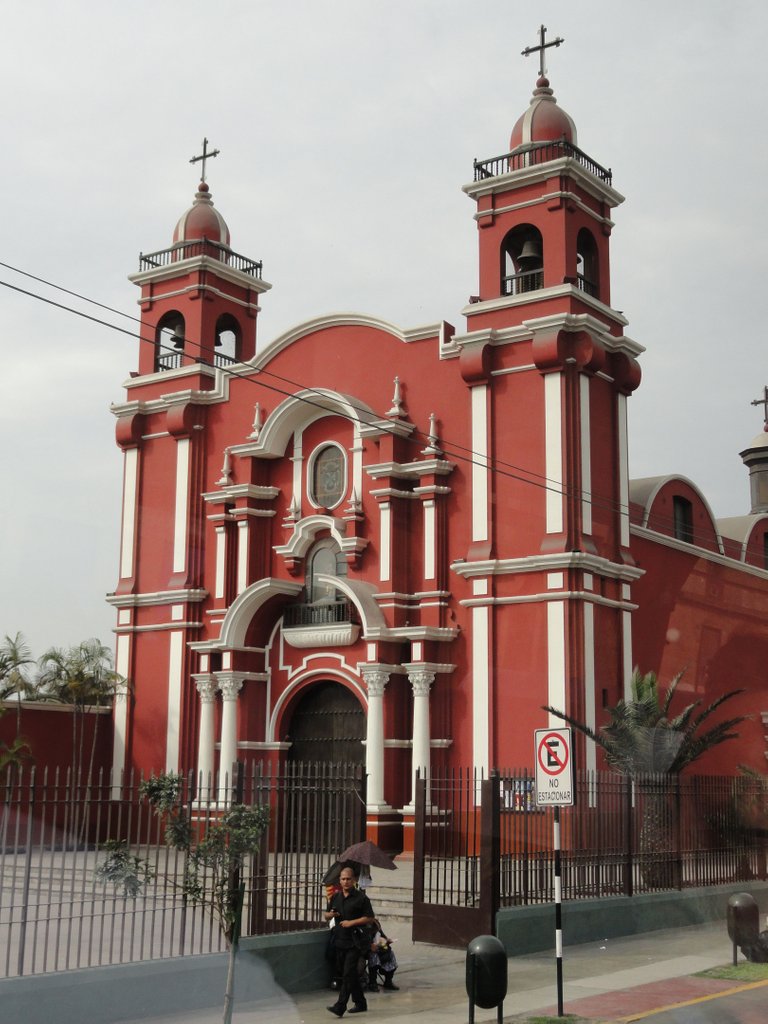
[[414, 769, 768, 947], [139, 238, 263, 278], [473, 141, 612, 184], [0, 761, 365, 978]]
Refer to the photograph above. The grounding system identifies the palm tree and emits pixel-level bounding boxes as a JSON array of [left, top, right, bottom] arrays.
[[0, 632, 37, 732], [544, 669, 748, 887], [37, 638, 122, 783], [544, 669, 747, 776]]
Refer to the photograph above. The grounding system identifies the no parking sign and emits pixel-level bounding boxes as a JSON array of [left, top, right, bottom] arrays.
[[534, 728, 574, 807]]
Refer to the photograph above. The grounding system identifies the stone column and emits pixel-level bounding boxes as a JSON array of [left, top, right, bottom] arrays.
[[408, 668, 435, 809], [194, 675, 218, 801], [217, 673, 244, 803], [361, 667, 390, 810]]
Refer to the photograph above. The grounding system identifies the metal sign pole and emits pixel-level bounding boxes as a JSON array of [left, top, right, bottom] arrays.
[[553, 805, 564, 1016]]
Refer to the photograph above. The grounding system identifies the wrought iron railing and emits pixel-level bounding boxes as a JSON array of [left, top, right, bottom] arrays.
[[0, 760, 365, 977], [283, 599, 354, 628], [474, 140, 612, 185], [156, 349, 183, 372], [501, 268, 544, 296], [139, 238, 263, 278]]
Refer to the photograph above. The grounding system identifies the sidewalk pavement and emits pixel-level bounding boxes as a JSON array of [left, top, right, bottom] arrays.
[[122, 862, 756, 1024]]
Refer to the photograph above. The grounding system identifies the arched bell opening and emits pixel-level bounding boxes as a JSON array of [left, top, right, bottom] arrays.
[[576, 228, 600, 299], [155, 311, 185, 372], [500, 224, 544, 296], [214, 312, 242, 366]]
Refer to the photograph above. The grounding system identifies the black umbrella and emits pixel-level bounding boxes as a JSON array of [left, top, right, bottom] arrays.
[[338, 840, 397, 870]]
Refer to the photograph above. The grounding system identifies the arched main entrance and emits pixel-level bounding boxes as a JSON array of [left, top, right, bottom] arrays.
[[285, 680, 365, 764]]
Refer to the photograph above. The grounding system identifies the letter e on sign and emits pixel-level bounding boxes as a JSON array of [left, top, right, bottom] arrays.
[[534, 728, 574, 807]]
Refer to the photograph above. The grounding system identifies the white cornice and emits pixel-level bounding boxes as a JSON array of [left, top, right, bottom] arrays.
[[631, 525, 768, 580], [365, 459, 454, 480], [129, 253, 272, 295], [451, 552, 645, 583], [113, 370, 232, 415], [106, 589, 208, 607], [460, 591, 639, 611], [461, 288, 631, 333], [202, 484, 280, 503], [462, 157, 625, 208]]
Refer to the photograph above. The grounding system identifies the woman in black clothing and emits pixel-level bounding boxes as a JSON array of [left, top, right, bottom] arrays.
[[325, 864, 374, 1016]]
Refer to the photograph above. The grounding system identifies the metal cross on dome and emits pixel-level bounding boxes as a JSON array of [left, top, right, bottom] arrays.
[[751, 386, 768, 428], [189, 138, 220, 183], [521, 24, 565, 78]]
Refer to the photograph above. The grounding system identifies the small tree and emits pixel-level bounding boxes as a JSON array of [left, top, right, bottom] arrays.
[[0, 632, 36, 735], [139, 770, 269, 1024]]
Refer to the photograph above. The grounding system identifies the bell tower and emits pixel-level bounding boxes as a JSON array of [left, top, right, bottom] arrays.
[[457, 27, 645, 773], [130, 140, 271, 378]]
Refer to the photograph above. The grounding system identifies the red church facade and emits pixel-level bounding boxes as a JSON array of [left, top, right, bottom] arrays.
[[108, 64, 768, 849]]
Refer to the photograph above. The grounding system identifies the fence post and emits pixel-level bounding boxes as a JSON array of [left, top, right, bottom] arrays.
[[413, 770, 426, 907], [624, 775, 634, 898], [17, 766, 36, 977], [674, 774, 683, 890], [480, 773, 501, 936]]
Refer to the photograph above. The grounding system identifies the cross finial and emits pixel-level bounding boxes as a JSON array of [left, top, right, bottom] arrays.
[[521, 24, 565, 79], [190, 137, 220, 183], [751, 386, 768, 430]]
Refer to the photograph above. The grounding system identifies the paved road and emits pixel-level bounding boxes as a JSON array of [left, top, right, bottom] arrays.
[[631, 979, 768, 1024]]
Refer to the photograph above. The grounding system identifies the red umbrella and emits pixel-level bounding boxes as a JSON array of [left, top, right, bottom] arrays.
[[338, 840, 397, 870]]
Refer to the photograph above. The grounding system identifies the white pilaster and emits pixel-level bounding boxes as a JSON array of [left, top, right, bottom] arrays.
[[165, 631, 185, 772], [236, 520, 249, 594], [214, 525, 227, 600], [618, 394, 630, 548], [546, 602, 566, 722], [407, 668, 435, 810], [379, 502, 391, 582], [580, 374, 592, 535], [111, 632, 131, 797], [423, 499, 436, 580], [583, 602, 596, 775], [545, 373, 564, 534], [172, 438, 191, 575], [217, 672, 244, 802], [622, 582, 633, 700], [194, 675, 218, 799], [362, 667, 391, 811], [472, 601, 490, 776], [119, 448, 139, 580], [471, 385, 489, 542]]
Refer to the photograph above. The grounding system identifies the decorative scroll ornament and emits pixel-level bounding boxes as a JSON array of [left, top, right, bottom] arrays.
[[217, 674, 244, 701], [362, 667, 390, 698], [408, 669, 435, 697]]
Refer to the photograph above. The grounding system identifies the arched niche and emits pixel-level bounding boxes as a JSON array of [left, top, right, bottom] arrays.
[[500, 224, 544, 297], [155, 311, 185, 372]]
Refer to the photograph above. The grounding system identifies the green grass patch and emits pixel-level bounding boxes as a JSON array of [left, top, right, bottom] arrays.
[[696, 961, 768, 982]]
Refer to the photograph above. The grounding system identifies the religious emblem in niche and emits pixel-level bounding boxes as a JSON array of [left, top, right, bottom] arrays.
[[310, 443, 346, 509]]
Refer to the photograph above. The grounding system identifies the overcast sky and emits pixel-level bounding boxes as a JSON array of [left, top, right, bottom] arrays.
[[1, 0, 766, 660]]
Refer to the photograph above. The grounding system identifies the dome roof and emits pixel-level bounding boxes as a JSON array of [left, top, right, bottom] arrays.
[[510, 76, 577, 152], [173, 181, 231, 247]]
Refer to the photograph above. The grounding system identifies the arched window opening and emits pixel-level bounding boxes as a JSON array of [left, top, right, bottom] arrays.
[[155, 311, 185, 372], [284, 538, 350, 627], [500, 225, 544, 296], [309, 443, 346, 510], [214, 313, 242, 367], [576, 229, 599, 299], [672, 496, 694, 544]]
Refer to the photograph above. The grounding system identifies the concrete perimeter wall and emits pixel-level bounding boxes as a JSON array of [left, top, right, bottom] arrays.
[[497, 882, 768, 955], [0, 930, 330, 1024]]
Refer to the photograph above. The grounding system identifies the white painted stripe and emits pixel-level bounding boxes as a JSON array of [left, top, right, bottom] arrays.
[[214, 527, 226, 599], [472, 605, 490, 776], [580, 375, 592, 535], [172, 439, 190, 575], [547, 601, 566, 720], [380, 502, 391, 582], [618, 394, 630, 548], [622, 606, 633, 701], [471, 385, 489, 542], [583, 603, 596, 776], [237, 520, 249, 593], [111, 633, 130, 793], [120, 448, 139, 579], [545, 374, 563, 534], [292, 431, 303, 507], [424, 500, 436, 580], [165, 631, 184, 772]]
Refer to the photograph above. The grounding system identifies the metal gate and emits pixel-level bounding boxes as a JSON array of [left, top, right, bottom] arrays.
[[412, 770, 499, 948]]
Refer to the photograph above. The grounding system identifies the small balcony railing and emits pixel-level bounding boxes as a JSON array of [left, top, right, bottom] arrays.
[[501, 268, 544, 296], [156, 350, 183, 372], [576, 274, 598, 298], [139, 238, 263, 278], [283, 599, 354, 628], [474, 140, 612, 185]]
